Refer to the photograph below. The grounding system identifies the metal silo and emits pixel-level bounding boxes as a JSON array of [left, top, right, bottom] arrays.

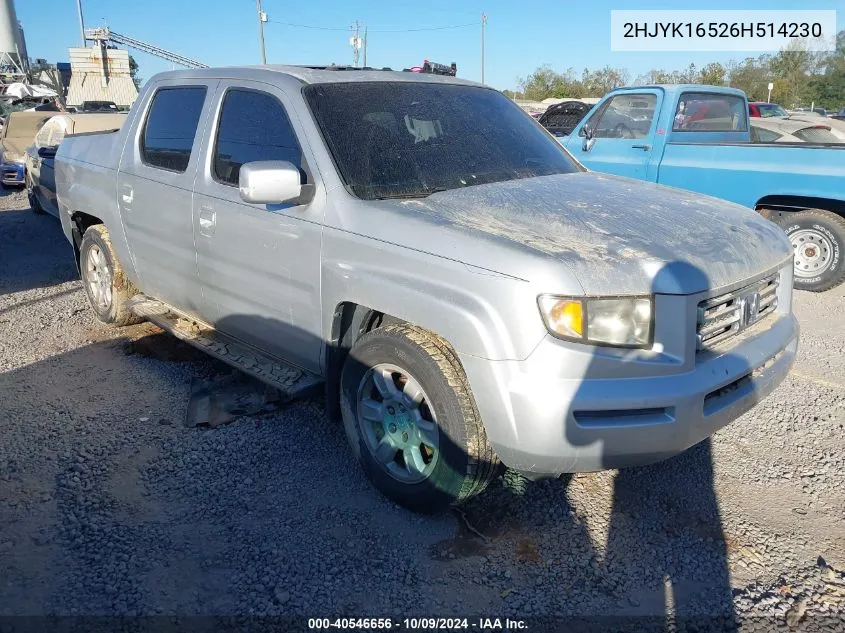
[[16, 20, 28, 67], [0, 0, 24, 67]]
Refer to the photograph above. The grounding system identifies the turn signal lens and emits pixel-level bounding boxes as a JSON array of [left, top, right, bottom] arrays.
[[538, 296, 584, 339], [538, 294, 653, 348]]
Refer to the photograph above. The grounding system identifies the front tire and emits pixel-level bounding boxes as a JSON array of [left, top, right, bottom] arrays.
[[79, 225, 142, 326], [776, 209, 845, 293], [340, 324, 499, 513]]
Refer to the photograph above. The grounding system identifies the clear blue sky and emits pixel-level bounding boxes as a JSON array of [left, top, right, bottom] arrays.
[[16, 0, 843, 91]]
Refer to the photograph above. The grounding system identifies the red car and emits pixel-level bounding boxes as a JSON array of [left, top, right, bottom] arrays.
[[748, 102, 788, 118]]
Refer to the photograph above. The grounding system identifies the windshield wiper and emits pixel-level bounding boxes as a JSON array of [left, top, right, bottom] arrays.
[[374, 188, 448, 200]]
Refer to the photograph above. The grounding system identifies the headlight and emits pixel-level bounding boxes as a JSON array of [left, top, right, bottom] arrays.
[[538, 295, 653, 348]]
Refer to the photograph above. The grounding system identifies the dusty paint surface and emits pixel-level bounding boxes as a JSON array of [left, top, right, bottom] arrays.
[[395, 172, 791, 294]]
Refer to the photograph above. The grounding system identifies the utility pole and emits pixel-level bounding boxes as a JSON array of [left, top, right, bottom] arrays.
[[481, 13, 487, 85], [76, 0, 86, 47], [256, 0, 267, 64], [363, 26, 368, 67], [351, 20, 361, 67]]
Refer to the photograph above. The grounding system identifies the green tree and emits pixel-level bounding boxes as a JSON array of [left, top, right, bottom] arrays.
[[512, 30, 845, 107], [580, 66, 629, 95], [518, 64, 559, 100], [678, 63, 699, 83], [699, 62, 726, 86], [129, 55, 142, 90], [726, 57, 770, 101], [770, 45, 815, 105]]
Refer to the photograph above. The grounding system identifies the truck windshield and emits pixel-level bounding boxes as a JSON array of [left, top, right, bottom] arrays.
[[757, 103, 788, 118], [304, 81, 581, 200]]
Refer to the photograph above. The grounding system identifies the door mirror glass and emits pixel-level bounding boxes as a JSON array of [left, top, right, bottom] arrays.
[[583, 123, 594, 140], [37, 146, 56, 158], [238, 160, 305, 205]]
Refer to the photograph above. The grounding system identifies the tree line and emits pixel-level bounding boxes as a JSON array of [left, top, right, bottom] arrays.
[[506, 30, 845, 110]]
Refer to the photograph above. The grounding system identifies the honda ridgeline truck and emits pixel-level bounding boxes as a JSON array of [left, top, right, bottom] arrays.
[[54, 66, 799, 512]]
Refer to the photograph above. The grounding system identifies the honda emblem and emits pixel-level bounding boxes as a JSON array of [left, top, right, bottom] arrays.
[[740, 292, 761, 328]]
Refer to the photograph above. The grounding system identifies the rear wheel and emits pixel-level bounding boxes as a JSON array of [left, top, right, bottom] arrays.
[[340, 324, 499, 513], [776, 209, 845, 292], [79, 225, 142, 326]]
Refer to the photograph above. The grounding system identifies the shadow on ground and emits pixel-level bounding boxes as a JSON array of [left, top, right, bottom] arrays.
[[0, 203, 78, 294]]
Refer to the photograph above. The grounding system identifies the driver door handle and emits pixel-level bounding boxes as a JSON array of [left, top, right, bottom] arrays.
[[632, 144, 651, 151]]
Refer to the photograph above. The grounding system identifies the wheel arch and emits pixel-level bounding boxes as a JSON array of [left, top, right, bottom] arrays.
[[321, 261, 544, 422], [324, 302, 406, 423], [756, 195, 845, 221], [69, 211, 105, 271]]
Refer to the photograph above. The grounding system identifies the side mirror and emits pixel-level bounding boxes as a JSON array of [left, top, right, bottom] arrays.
[[238, 160, 312, 205], [37, 146, 56, 158]]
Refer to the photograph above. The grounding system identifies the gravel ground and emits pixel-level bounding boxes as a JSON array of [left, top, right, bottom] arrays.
[[1, 189, 843, 631]]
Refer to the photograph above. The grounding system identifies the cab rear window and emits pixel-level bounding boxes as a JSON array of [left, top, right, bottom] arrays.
[[673, 94, 747, 132]]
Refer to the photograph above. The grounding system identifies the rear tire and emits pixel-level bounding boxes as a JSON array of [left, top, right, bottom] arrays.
[[774, 209, 845, 293], [79, 225, 142, 326], [340, 324, 499, 513]]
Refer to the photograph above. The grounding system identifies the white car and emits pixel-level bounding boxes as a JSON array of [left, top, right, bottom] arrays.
[[783, 113, 845, 141], [750, 117, 843, 144]]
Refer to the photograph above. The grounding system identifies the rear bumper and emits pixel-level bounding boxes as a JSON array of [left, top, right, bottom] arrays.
[[2, 162, 24, 186], [460, 312, 798, 475]]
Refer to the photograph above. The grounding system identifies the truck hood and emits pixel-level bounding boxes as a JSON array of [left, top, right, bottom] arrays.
[[393, 172, 791, 295]]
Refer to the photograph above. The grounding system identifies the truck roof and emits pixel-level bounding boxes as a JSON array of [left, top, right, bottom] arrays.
[[144, 65, 483, 88], [608, 84, 747, 99]]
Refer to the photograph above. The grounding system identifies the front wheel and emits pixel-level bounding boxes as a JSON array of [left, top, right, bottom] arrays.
[[79, 225, 142, 326], [777, 209, 845, 293], [340, 324, 499, 513]]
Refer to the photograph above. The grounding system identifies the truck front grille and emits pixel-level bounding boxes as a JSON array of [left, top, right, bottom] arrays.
[[696, 273, 779, 351]]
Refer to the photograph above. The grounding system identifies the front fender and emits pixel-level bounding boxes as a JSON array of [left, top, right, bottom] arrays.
[[320, 240, 550, 362]]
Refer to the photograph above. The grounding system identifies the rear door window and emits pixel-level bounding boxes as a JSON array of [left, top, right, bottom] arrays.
[[674, 94, 747, 132], [212, 89, 302, 187], [141, 86, 207, 172]]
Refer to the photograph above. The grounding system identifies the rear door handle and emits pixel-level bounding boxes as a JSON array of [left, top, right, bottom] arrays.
[[198, 207, 216, 236], [632, 144, 651, 151]]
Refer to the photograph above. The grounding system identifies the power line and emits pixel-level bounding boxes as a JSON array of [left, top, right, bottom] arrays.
[[266, 19, 478, 33], [369, 22, 478, 33], [266, 20, 347, 31]]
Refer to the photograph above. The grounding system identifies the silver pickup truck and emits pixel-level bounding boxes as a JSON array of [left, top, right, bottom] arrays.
[[55, 66, 799, 513]]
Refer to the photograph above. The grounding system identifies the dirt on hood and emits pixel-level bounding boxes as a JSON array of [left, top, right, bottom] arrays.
[[382, 172, 792, 294]]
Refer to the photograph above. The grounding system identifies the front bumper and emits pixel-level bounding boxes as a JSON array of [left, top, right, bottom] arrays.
[[1, 162, 24, 186], [460, 299, 799, 475]]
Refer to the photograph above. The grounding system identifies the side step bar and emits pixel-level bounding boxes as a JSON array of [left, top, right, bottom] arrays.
[[128, 295, 323, 400]]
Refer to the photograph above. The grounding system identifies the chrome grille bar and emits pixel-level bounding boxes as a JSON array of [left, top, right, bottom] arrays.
[[696, 273, 779, 351]]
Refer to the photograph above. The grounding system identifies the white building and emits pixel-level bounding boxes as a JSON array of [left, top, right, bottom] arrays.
[[65, 46, 138, 108]]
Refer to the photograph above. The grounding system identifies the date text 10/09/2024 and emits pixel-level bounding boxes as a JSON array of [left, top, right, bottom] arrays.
[[308, 618, 528, 630]]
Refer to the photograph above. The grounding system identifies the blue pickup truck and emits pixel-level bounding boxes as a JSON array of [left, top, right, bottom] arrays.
[[562, 85, 845, 293]]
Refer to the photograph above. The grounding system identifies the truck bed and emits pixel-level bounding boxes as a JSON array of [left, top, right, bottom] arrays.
[[656, 141, 845, 209]]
